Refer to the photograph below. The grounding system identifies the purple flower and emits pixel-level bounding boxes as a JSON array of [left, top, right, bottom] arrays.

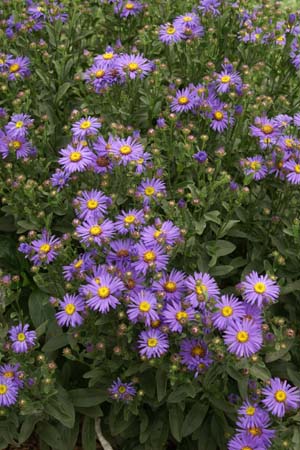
[[261, 378, 300, 417], [199, 0, 221, 16], [127, 290, 159, 326], [284, 158, 300, 184], [31, 230, 61, 265], [241, 272, 280, 308], [71, 117, 101, 140], [216, 68, 242, 93], [50, 169, 70, 190], [250, 117, 280, 148], [140, 220, 180, 246], [106, 239, 135, 269], [115, 54, 153, 80], [162, 301, 195, 333], [108, 378, 136, 402], [55, 294, 85, 327], [5, 113, 33, 139], [9, 323, 37, 353], [138, 329, 169, 358], [171, 88, 197, 113], [114, 209, 145, 234], [173, 13, 204, 40], [237, 401, 270, 429], [110, 136, 144, 165], [132, 242, 169, 274], [294, 113, 300, 127], [0, 363, 24, 389], [212, 295, 245, 331], [185, 272, 220, 310], [193, 151, 208, 164], [83, 62, 114, 92], [228, 434, 264, 450], [114, 0, 143, 17], [86, 273, 124, 313], [75, 189, 110, 220], [137, 178, 166, 206], [179, 338, 212, 372], [223, 319, 262, 358], [209, 103, 233, 133], [242, 156, 268, 181], [159, 23, 185, 44], [7, 56, 30, 80], [0, 376, 18, 406], [0, 131, 32, 159], [58, 143, 94, 173], [63, 253, 94, 281], [76, 218, 115, 246], [151, 269, 186, 302]]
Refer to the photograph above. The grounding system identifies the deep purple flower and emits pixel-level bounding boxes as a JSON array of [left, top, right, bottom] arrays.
[[223, 319, 263, 358], [56, 294, 85, 327], [159, 23, 185, 44], [127, 290, 159, 326], [151, 269, 186, 302], [0, 363, 24, 389], [132, 242, 169, 274], [110, 136, 144, 165], [7, 56, 30, 80], [212, 295, 245, 331], [86, 273, 124, 313], [0, 131, 32, 159], [179, 338, 212, 372], [108, 378, 136, 402], [9, 323, 37, 353], [71, 117, 101, 140], [115, 54, 153, 80], [114, 209, 145, 234], [58, 143, 94, 173], [75, 189, 110, 220], [0, 376, 18, 406], [193, 151, 208, 164], [241, 272, 280, 308], [76, 218, 115, 246], [261, 378, 300, 417], [171, 88, 197, 113], [138, 329, 169, 358], [209, 104, 233, 133], [162, 301, 195, 333]]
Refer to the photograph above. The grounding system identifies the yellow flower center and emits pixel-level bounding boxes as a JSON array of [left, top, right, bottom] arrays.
[[236, 331, 249, 343], [164, 281, 177, 292], [118, 385, 126, 393], [94, 277, 101, 284], [80, 120, 91, 130], [242, 447, 252, 450], [246, 406, 256, 416], [120, 145, 132, 155], [40, 243, 51, 253], [285, 138, 294, 148], [253, 282, 266, 294], [143, 251, 156, 263], [117, 249, 129, 257], [191, 345, 205, 357], [221, 306, 233, 317], [98, 286, 110, 298], [139, 301, 151, 312], [195, 284, 207, 295], [87, 199, 98, 210], [124, 215, 136, 224], [178, 96, 189, 105], [0, 385, 7, 395], [277, 35, 284, 42], [249, 427, 262, 437], [65, 303, 76, 315], [15, 121, 24, 128], [176, 311, 188, 321], [128, 62, 139, 71], [153, 230, 162, 238], [69, 151, 82, 162], [144, 186, 155, 196], [261, 124, 273, 135], [90, 225, 102, 236], [103, 52, 114, 60], [166, 26, 176, 35], [74, 259, 83, 269], [294, 164, 300, 174], [214, 111, 224, 121], [10, 63, 20, 73], [3, 372, 14, 378], [137, 158, 144, 164], [250, 161, 261, 171], [125, 2, 134, 9], [221, 75, 231, 83], [17, 333, 26, 342], [95, 69, 105, 78], [198, 87, 205, 95], [147, 338, 158, 347], [183, 16, 192, 22], [275, 390, 287, 402], [12, 141, 21, 150]]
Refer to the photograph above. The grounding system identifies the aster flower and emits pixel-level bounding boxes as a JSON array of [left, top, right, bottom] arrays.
[[261, 378, 300, 418], [9, 323, 37, 353], [137, 178, 166, 206], [5, 113, 33, 139], [55, 294, 85, 327], [185, 272, 220, 310], [216, 68, 242, 93], [71, 117, 101, 140], [132, 242, 169, 274], [242, 156, 268, 181], [134, 151, 152, 174], [115, 54, 153, 80], [212, 294, 245, 331], [114, 209, 145, 234], [114, 0, 143, 18], [228, 434, 264, 450], [294, 113, 300, 127], [250, 117, 280, 145], [110, 136, 144, 165], [173, 13, 204, 40], [243, 303, 263, 325], [0, 376, 18, 407], [50, 169, 70, 190], [83, 62, 113, 92], [171, 88, 197, 113], [162, 301, 195, 333], [106, 239, 135, 269], [223, 319, 263, 358], [108, 378, 136, 402], [76, 218, 115, 246], [199, 0, 221, 16], [159, 23, 185, 44], [138, 329, 169, 358], [122, 269, 145, 294], [241, 272, 280, 308], [7, 56, 30, 80], [30, 230, 61, 265], [152, 269, 186, 302], [140, 220, 181, 246], [94, 47, 117, 67], [284, 158, 300, 184], [127, 290, 159, 326], [193, 150, 208, 164], [86, 273, 124, 313], [209, 104, 233, 133], [63, 253, 94, 281], [237, 401, 270, 429], [179, 338, 212, 372], [274, 114, 293, 128], [0, 363, 24, 389], [74, 189, 110, 220], [0, 132, 32, 159], [58, 143, 94, 173]]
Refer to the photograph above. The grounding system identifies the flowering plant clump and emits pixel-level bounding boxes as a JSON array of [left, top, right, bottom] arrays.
[[1, 0, 300, 449]]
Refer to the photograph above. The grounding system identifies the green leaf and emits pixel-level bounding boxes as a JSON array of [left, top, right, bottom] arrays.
[[42, 334, 68, 352], [249, 364, 271, 381], [156, 367, 168, 402], [55, 82, 72, 104], [168, 383, 196, 403], [210, 265, 234, 276], [169, 405, 183, 442], [45, 394, 75, 428], [37, 422, 64, 449], [281, 280, 300, 295], [204, 211, 221, 225], [28, 289, 54, 328], [69, 388, 107, 407], [218, 220, 240, 238], [19, 416, 41, 444], [265, 342, 293, 363], [82, 417, 96, 450], [182, 402, 209, 437]]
